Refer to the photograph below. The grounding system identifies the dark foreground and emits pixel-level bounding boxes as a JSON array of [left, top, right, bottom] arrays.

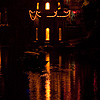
[[0, 48, 100, 100]]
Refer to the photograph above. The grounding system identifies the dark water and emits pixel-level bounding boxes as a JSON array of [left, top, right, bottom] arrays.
[[0, 48, 100, 100]]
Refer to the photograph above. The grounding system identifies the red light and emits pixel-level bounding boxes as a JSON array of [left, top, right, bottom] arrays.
[[73, 11, 76, 14]]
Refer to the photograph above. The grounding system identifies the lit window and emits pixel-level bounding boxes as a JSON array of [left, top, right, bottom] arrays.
[[45, 2, 50, 10], [0, 12, 1, 24], [37, 2, 39, 10], [45, 28, 50, 41], [59, 28, 62, 41], [36, 28, 38, 40], [58, 2, 61, 10]]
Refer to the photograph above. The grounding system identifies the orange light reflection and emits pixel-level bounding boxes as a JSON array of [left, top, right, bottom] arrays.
[[58, 72, 61, 100], [45, 53, 50, 73], [28, 72, 41, 100], [45, 77, 50, 100], [72, 63, 76, 86], [45, 53, 50, 100], [62, 71, 71, 100]]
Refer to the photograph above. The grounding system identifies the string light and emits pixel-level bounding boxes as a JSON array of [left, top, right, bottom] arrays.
[[72, 11, 76, 14], [29, 10, 36, 21], [57, 14, 69, 17], [29, 10, 41, 21], [46, 11, 57, 17], [29, 10, 70, 21], [36, 11, 41, 17]]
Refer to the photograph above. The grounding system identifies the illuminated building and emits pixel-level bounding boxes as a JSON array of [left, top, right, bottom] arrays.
[[29, 0, 84, 46]]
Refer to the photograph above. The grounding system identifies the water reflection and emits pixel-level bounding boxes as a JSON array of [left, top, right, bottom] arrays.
[[45, 74, 50, 100], [45, 53, 51, 100], [23, 50, 99, 100], [62, 71, 71, 100], [28, 71, 41, 100], [27, 51, 79, 100], [45, 53, 50, 74], [1, 47, 100, 100]]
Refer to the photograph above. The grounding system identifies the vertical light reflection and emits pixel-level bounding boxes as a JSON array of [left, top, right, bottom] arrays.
[[53, 73, 58, 99], [36, 77, 41, 100], [45, 76, 50, 100], [93, 70, 97, 100], [45, 53, 50, 100], [51, 71, 61, 100], [45, 53, 50, 73], [28, 71, 41, 100], [73, 69, 76, 86], [46, 28, 50, 41], [69, 60, 76, 86], [57, 72, 61, 100], [72, 63, 76, 99], [59, 55, 62, 69], [72, 61, 76, 86], [62, 71, 71, 100], [0, 48, 1, 72], [66, 71, 71, 100], [77, 79, 81, 100]]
